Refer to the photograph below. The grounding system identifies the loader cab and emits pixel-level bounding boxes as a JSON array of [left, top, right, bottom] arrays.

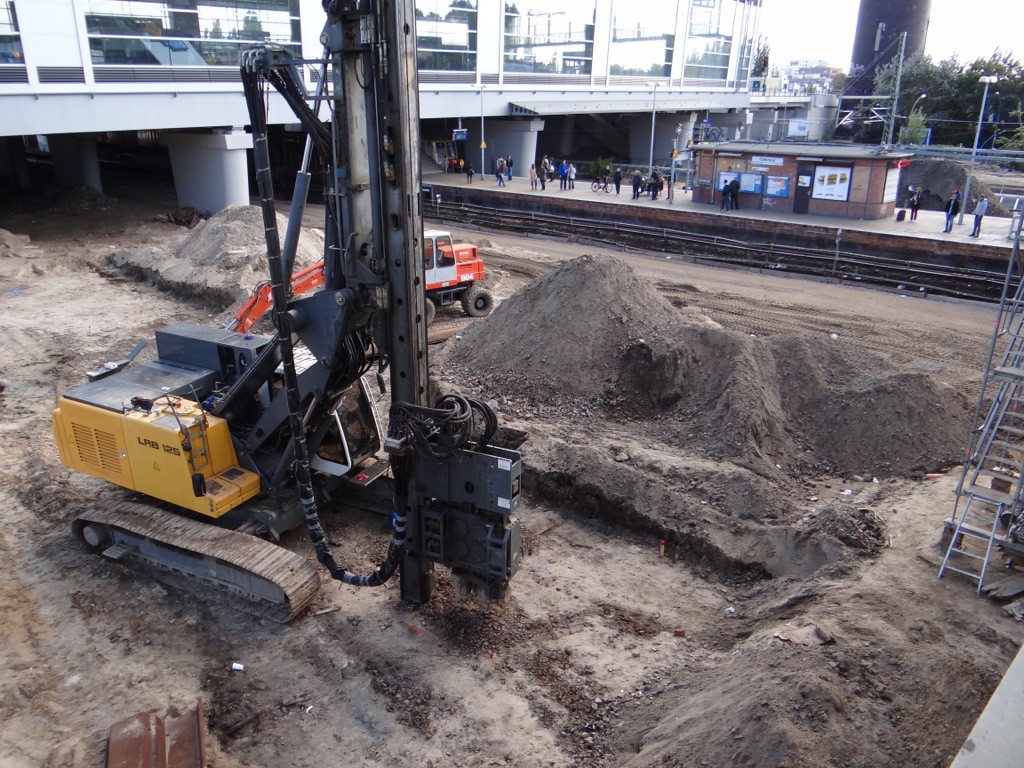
[[424, 230, 458, 286]]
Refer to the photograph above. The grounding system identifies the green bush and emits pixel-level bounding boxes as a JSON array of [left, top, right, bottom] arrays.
[[588, 156, 617, 180]]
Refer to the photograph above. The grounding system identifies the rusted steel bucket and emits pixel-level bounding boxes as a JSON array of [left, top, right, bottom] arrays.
[[106, 699, 207, 768]]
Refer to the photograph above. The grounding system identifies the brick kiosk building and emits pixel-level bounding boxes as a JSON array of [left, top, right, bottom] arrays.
[[692, 141, 914, 220]]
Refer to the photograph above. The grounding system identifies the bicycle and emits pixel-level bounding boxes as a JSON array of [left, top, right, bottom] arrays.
[[591, 177, 611, 193]]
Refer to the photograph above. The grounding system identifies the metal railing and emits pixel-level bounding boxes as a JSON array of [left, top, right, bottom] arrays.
[[901, 144, 1024, 164]]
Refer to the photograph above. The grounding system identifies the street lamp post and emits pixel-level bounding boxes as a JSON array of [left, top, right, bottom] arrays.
[[669, 122, 682, 204], [646, 81, 659, 176], [959, 75, 998, 225], [479, 86, 485, 181]]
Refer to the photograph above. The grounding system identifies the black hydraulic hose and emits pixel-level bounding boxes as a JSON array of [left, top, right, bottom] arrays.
[[241, 45, 398, 589]]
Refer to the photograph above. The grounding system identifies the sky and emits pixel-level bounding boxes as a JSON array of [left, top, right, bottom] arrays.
[[759, 0, 1024, 71]]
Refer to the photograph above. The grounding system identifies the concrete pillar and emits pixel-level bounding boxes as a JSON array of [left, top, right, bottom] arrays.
[[163, 129, 252, 214], [557, 115, 576, 161], [0, 136, 32, 194], [628, 112, 693, 169], [474, 118, 545, 178], [48, 133, 102, 192]]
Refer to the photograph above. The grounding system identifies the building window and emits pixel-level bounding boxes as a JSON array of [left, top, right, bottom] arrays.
[[683, 0, 758, 82], [416, 0, 477, 72], [503, 1, 595, 76], [82, 0, 300, 67], [0, 1, 22, 64], [608, 0, 678, 78]]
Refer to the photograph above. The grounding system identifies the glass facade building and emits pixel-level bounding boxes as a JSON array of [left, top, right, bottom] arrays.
[[82, 0, 300, 67], [2, 0, 760, 89], [0, 1, 21, 64], [415, 0, 477, 72], [683, 0, 760, 83], [503, 1, 596, 77]]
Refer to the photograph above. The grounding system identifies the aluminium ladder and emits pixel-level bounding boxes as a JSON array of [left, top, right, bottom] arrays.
[[941, 217, 1024, 591]]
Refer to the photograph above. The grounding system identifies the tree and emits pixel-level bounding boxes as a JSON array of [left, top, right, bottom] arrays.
[[751, 37, 769, 78], [871, 48, 1024, 147], [901, 107, 928, 144], [208, 19, 223, 39]]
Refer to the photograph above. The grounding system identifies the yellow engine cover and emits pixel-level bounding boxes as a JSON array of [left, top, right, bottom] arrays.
[[53, 396, 260, 518]]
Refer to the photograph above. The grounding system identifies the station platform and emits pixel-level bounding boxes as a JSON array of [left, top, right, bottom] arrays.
[[422, 167, 1016, 255]]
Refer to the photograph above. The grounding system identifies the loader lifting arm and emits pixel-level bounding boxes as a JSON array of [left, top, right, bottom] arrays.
[[227, 262, 326, 334]]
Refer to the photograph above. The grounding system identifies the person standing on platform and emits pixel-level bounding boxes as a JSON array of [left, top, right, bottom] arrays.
[[529, 163, 538, 190], [728, 177, 740, 210], [970, 196, 989, 237], [466, 163, 474, 183], [632, 169, 643, 199], [909, 187, 922, 221], [943, 189, 960, 232], [496, 157, 507, 186], [559, 159, 569, 190], [568, 162, 576, 190], [613, 167, 623, 195], [506, 155, 514, 180], [720, 180, 730, 211]]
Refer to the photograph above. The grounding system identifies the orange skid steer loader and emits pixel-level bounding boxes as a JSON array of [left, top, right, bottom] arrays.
[[229, 230, 493, 333]]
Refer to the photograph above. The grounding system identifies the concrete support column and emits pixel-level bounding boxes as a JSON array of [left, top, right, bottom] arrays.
[[629, 112, 692, 169], [557, 115, 576, 161], [476, 118, 545, 177], [163, 129, 252, 214], [48, 133, 102, 192], [0, 137, 32, 194]]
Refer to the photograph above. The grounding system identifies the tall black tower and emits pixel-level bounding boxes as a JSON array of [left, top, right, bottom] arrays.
[[847, 0, 931, 95]]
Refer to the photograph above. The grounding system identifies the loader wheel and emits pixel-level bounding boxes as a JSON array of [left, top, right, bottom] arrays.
[[461, 286, 494, 318], [424, 297, 436, 326]]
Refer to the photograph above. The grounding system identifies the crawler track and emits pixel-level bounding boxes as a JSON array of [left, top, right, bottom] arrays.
[[74, 502, 321, 622], [428, 201, 1018, 302]]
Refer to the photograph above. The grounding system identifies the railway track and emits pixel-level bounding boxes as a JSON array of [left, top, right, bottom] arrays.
[[428, 200, 1018, 302]]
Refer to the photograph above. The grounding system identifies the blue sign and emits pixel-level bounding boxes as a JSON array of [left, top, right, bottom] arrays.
[[452, 129, 469, 141]]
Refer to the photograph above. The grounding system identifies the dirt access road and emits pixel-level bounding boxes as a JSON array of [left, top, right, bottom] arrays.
[[0, 182, 1021, 768]]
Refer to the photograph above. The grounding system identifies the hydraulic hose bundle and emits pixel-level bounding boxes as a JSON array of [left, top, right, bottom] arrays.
[[389, 394, 498, 459]]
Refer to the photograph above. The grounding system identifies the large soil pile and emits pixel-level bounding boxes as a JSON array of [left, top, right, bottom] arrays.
[[904, 158, 1011, 215], [107, 205, 324, 308], [442, 254, 971, 477]]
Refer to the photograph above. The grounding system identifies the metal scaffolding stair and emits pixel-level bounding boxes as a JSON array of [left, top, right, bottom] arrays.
[[941, 220, 1024, 590]]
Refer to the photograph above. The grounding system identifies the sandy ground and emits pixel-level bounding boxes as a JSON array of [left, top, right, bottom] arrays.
[[0, 178, 1022, 768]]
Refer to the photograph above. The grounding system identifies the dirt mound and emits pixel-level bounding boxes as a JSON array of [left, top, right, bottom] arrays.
[[443, 253, 719, 401], [51, 186, 119, 215], [444, 254, 970, 476], [904, 158, 1010, 216], [107, 205, 324, 308], [0, 228, 31, 257]]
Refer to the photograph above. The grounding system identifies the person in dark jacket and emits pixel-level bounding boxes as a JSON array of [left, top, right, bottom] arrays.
[[632, 169, 643, 199], [943, 189, 961, 232], [909, 187, 922, 221], [720, 180, 730, 211], [728, 177, 741, 210], [613, 167, 623, 195]]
